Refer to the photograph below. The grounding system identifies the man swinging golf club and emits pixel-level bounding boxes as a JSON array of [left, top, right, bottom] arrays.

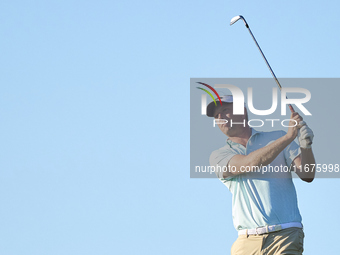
[[208, 95, 315, 255]]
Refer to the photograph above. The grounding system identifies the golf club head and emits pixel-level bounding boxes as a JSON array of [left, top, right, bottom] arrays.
[[230, 15, 248, 27]]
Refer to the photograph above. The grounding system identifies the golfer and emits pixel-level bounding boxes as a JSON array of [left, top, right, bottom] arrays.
[[208, 95, 315, 255]]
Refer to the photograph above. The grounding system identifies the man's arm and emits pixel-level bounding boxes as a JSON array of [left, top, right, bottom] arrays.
[[224, 112, 301, 178], [292, 122, 316, 182], [224, 134, 294, 178], [292, 149, 315, 183]]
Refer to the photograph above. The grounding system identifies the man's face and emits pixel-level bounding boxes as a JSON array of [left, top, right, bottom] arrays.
[[213, 103, 247, 136]]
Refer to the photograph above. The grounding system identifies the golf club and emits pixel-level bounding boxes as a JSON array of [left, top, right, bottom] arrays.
[[230, 15, 312, 145]]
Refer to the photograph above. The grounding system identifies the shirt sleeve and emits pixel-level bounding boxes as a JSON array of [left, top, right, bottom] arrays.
[[209, 146, 238, 179], [281, 131, 301, 167]]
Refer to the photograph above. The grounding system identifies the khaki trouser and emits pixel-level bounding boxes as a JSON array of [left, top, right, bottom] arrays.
[[231, 227, 304, 255]]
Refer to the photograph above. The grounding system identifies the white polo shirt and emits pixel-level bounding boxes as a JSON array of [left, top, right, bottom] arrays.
[[210, 129, 302, 231]]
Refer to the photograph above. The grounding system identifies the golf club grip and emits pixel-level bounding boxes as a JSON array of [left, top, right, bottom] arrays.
[[288, 104, 312, 146]]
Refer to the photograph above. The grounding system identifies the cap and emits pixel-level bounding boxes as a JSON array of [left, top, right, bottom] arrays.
[[206, 95, 234, 117]]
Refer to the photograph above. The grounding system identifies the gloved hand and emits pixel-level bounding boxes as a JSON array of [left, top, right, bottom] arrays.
[[298, 121, 314, 149]]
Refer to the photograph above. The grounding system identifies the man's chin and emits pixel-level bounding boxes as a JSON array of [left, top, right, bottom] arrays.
[[224, 127, 238, 136]]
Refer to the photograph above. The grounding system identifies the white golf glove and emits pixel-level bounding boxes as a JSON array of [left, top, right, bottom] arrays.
[[298, 121, 314, 149]]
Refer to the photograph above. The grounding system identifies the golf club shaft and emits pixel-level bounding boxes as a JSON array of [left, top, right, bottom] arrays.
[[245, 26, 295, 113], [232, 16, 311, 145]]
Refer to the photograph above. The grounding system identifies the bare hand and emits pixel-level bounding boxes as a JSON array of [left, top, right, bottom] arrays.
[[286, 112, 303, 140]]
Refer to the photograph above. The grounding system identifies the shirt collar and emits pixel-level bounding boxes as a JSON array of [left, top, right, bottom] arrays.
[[251, 128, 260, 136]]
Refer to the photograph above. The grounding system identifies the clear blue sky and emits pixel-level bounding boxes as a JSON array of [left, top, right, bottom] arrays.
[[0, 0, 339, 254]]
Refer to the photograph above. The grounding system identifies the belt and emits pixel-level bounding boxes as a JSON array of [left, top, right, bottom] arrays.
[[238, 222, 303, 236]]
